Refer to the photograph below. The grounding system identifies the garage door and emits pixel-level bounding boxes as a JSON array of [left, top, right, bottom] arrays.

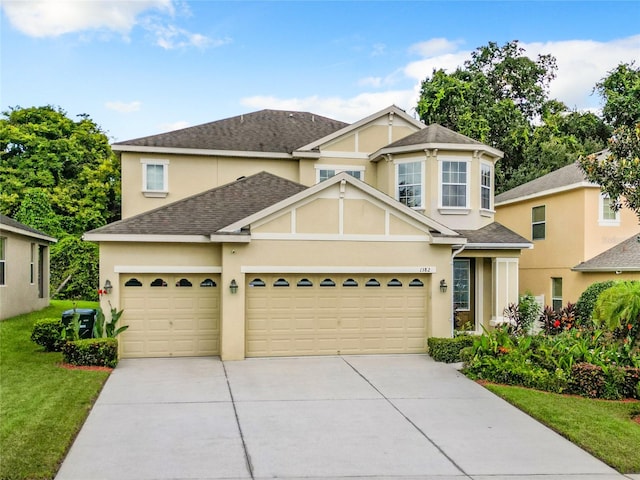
[[246, 274, 428, 357], [120, 274, 220, 358]]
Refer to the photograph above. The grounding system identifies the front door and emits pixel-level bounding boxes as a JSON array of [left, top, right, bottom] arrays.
[[453, 258, 475, 331]]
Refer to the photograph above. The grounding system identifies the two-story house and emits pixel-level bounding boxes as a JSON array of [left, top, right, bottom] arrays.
[[85, 106, 530, 360], [495, 156, 640, 309]]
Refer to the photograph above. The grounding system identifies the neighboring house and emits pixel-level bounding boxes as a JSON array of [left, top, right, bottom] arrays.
[[0, 215, 56, 320], [85, 106, 531, 360], [495, 157, 640, 310]]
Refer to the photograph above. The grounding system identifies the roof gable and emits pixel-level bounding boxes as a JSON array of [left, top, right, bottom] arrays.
[[112, 110, 348, 155], [84, 172, 307, 238]]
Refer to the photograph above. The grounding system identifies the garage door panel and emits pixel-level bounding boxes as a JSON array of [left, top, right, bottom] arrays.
[[120, 274, 220, 358], [246, 274, 428, 357]]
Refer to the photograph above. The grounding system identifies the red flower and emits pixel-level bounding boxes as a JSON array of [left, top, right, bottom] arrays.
[[628, 324, 633, 331], [553, 320, 561, 328]]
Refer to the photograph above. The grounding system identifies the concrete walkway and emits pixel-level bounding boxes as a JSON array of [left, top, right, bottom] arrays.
[[56, 355, 630, 480]]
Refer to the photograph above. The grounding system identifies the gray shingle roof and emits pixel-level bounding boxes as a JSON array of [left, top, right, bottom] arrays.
[[0, 214, 56, 240], [385, 123, 483, 148], [573, 234, 640, 271], [456, 222, 532, 247], [86, 172, 307, 236], [495, 156, 607, 204], [113, 110, 348, 154]]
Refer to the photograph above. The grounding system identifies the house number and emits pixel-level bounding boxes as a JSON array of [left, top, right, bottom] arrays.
[[419, 267, 433, 273]]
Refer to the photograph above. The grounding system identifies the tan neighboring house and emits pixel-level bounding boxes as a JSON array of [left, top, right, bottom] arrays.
[[0, 215, 56, 320], [495, 157, 640, 310], [85, 106, 531, 360]]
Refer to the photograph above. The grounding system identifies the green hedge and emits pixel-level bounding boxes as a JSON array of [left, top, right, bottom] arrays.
[[427, 336, 475, 363], [568, 363, 640, 400], [62, 338, 118, 368], [30, 318, 64, 351], [575, 280, 616, 325]]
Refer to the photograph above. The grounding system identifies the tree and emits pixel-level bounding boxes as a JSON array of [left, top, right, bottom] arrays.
[[416, 40, 611, 193], [0, 105, 121, 299], [0, 105, 120, 234], [595, 62, 640, 129], [578, 123, 640, 221]]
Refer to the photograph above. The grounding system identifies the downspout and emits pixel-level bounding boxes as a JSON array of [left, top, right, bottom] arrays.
[[450, 244, 466, 337]]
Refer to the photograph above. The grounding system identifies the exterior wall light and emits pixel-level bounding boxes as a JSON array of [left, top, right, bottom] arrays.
[[103, 279, 113, 294], [229, 279, 238, 294], [439, 279, 448, 293]]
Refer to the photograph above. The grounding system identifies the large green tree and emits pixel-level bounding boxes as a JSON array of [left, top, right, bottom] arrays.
[[0, 106, 121, 300], [416, 40, 610, 193], [595, 62, 640, 129]]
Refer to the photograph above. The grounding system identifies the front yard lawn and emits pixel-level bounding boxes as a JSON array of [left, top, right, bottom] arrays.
[[0, 301, 110, 480], [485, 383, 640, 473]]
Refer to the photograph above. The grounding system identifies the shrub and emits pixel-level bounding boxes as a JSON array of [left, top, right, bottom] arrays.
[[568, 362, 632, 400], [540, 302, 577, 335], [30, 318, 64, 351], [427, 335, 475, 363], [62, 338, 118, 368], [575, 280, 616, 325], [593, 281, 640, 342]]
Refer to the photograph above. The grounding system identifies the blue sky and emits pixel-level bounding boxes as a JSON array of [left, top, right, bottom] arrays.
[[2, 1, 639, 142]]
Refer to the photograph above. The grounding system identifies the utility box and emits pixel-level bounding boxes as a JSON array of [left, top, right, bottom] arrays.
[[61, 309, 97, 339]]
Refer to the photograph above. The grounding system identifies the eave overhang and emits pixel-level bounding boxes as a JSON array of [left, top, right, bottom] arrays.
[[0, 224, 57, 243], [370, 142, 504, 163], [111, 144, 294, 160]]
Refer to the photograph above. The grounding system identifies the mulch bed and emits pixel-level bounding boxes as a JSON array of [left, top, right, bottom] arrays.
[[58, 363, 113, 372]]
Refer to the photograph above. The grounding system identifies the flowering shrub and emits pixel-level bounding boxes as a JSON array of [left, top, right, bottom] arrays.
[[540, 303, 577, 335]]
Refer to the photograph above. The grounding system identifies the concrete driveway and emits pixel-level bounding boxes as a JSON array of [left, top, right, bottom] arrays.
[[56, 355, 628, 480]]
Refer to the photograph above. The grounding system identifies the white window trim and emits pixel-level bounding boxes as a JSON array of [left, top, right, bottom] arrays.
[[30, 243, 35, 285], [453, 258, 471, 312], [551, 277, 563, 310], [394, 158, 425, 210], [141, 159, 169, 197], [438, 157, 470, 214], [480, 161, 493, 215], [0, 237, 6, 287], [314, 165, 365, 183], [598, 193, 620, 226]]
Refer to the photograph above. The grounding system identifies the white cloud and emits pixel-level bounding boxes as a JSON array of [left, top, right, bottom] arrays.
[[242, 35, 640, 124], [105, 100, 142, 113], [1, 0, 172, 37], [145, 21, 231, 50], [408, 38, 464, 57], [371, 43, 386, 57]]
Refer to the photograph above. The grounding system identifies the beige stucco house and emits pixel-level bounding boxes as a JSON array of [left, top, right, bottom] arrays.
[[0, 215, 56, 320], [85, 106, 531, 360], [495, 156, 640, 309]]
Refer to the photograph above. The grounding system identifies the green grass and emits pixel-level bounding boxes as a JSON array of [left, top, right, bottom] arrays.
[[0, 301, 110, 480], [485, 383, 640, 473]]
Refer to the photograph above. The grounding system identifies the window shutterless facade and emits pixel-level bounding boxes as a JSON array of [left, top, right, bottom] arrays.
[[480, 163, 491, 210], [441, 160, 468, 208], [395, 160, 424, 208], [531, 205, 546, 240], [551, 277, 562, 311], [599, 194, 620, 225], [141, 159, 169, 196], [0, 237, 5, 286]]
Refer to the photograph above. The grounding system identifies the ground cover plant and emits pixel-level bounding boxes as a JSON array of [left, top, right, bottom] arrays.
[[485, 383, 640, 473], [0, 301, 110, 480]]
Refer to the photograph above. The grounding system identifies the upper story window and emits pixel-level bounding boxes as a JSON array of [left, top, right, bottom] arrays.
[[396, 160, 423, 209], [440, 160, 469, 209], [316, 166, 363, 183], [480, 163, 492, 211], [532, 205, 546, 240], [599, 194, 620, 226], [0, 237, 5, 286], [141, 159, 169, 197]]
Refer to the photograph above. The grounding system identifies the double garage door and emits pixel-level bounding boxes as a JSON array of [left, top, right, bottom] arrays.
[[246, 274, 428, 357], [120, 273, 428, 358], [120, 274, 220, 358]]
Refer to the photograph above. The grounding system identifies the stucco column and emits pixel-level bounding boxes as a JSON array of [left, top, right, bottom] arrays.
[[220, 243, 246, 360], [491, 257, 519, 326]]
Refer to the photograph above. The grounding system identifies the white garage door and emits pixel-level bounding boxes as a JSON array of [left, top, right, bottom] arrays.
[[246, 274, 428, 357], [120, 274, 220, 358]]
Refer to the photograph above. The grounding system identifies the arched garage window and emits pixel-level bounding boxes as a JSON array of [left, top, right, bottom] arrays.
[[124, 278, 142, 287], [387, 279, 402, 287], [297, 278, 313, 287], [320, 278, 336, 287], [176, 278, 192, 287], [249, 278, 266, 287], [200, 279, 217, 287], [365, 278, 380, 287], [342, 278, 358, 287], [409, 279, 424, 287], [273, 278, 290, 287], [150, 278, 168, 287]]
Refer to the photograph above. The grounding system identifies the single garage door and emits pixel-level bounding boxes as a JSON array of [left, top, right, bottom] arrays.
[[246, 274, 428, 357], [120, 273, 220, 358]]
